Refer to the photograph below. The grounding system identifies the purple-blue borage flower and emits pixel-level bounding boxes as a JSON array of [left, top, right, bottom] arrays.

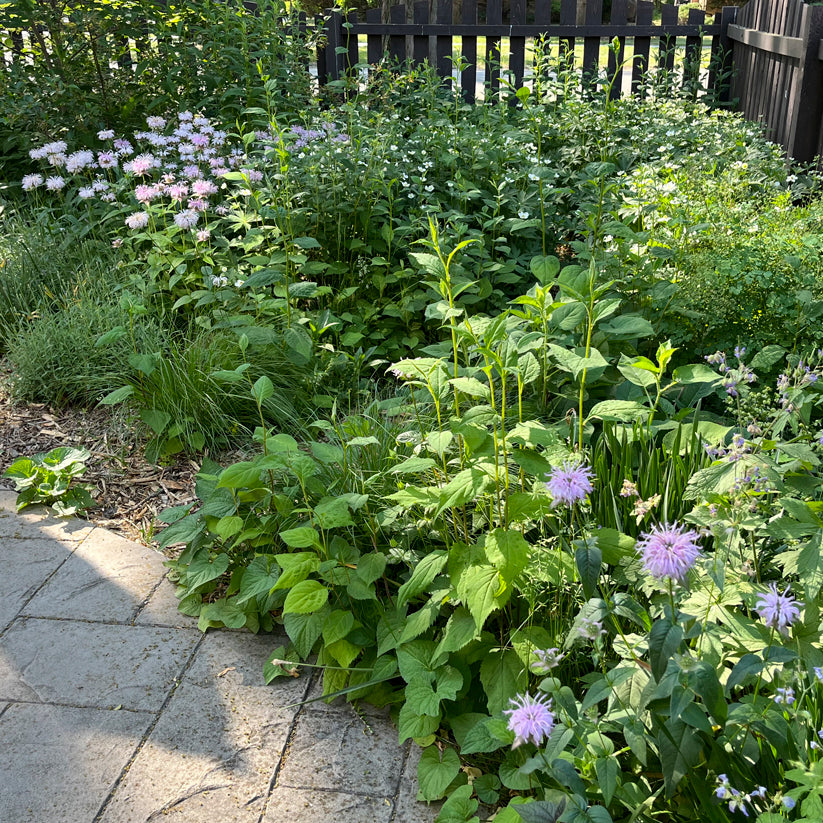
[[775, 687, 795, 705], [545, 461, 593, 508], [637, 522, 702, 583], [504, 692, 555, 749], [756, 583, 800, 635], [782, 797, 796, 810]]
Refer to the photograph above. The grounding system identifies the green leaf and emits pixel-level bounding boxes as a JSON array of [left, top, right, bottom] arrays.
[[186, 549, 230, 589], [389, 456, 438, 475], [458, 564, 506, 632], [95, 326, 127, 347], [236, 555, 280, 604], [283, 609, 326, 657], [649, 620, 683, 681], [672, 364, 721, 385], [574, 539, 602, 600], [530, 255, 560, 285], [279, 527, 321, 549], [750, 344, 786, 370], [98, 385, 134, 405], [283, 580, 329, 614], [214, 515, 244, 540], [658, 717, 703, 797], [595, 529, 636, 565], [398, 701, 440, 744], [449, 377, 491, 399], [434, 607, 480, 658], [418, 746, 461, 801], [434, 784, 479, 823], [587, 400, 649, 422], [514, 799, 567, 823], [264, 645, 301, 683], [480, 649, 527, 715], [128, 352, 157, 376], [323, 609, 355, 646], [274, 552, 321, 590], [595, 757, 618, 806], [437, 467, 491, 515], [484, 529, 531, 586], [284, 325, 313, 364], [252, 375, 274, 403]]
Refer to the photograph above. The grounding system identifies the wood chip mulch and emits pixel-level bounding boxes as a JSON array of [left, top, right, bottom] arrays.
[[0, 373, 201, 547]]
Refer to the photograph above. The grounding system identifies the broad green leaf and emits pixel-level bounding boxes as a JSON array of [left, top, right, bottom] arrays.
[[649, 620, 683, 682], [437, 467, 492, 515], [283, 580, 328, 614], [99, 385, 134, 405], [186, 549, 230, 589], [458, 564, 507, 632], [252, 375, 274, 403], [595, 757, 619, 806], [236, 555, 280, 604], [672, 364, 721, 385], [418, 746, 461, 801], [397, 550, 448, 609], [284, 608, 326, 657], [587, 400, 649, 422], [658, 717, 703, 797], [480, 649, 527, 715], [449, 377, 491, 399], [434, 784, 479, 823], [398, 701, 440, 744], [273, 552, 320, 589], [484, 528, 531, 585], [279, 526, 320, 549], [434, 607, 479, 658]]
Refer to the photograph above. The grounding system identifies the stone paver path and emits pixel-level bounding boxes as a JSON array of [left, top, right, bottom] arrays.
[[0, 490, 435, 823]]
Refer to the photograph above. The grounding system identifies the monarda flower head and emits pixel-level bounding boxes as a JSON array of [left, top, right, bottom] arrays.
[[756, 583, 800, 636], [504, 692, 555, 748], [545, 461, 593, 508], [637, 522, 701, 583]]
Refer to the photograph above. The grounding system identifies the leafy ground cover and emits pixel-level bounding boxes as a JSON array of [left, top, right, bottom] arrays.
[[3, 20, 823, 822]]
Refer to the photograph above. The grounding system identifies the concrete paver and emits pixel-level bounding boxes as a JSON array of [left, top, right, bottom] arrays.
[[0, 702, 153, 823], [0, 494, 432, 823], [135, 574, 192, 627], [277, 710, 406, 796], [0, 537, 75, 632], [98, 633, 308, 823], [22, 528, 168, 622], [0, 618, 199, 709], [262, 787, 395, 822]]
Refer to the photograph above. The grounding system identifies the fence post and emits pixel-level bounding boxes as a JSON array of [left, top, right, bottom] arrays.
[[323, 8, 346, 83], [787, 4, 823, 162], [711, 5, 737, 105]]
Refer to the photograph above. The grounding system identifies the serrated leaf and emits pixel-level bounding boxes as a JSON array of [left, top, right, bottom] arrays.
[[283, 580, 328, 614], [397, 550, 448, 609], [480, 649, 527, 715], [458, 564, 506, 632]]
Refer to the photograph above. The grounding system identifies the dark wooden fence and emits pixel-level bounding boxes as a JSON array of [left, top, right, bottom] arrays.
[[6, 0, 823, 162], [317, 1, 727, 103], [726, 0, 823, 162]]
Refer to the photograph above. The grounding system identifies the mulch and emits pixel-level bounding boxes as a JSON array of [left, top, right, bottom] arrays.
[[0, 370, 200, 546]]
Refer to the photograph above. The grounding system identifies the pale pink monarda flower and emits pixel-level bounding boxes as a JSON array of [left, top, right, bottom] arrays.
[[30, 140, 67, 161], [504, 693, 555, 748], [112, 237, 123, 248], [125, 211, 150, 230], [178, 110, 194, 122], [166, 183, 189, 201], [92, 179, 109, 192], [637, 522, 702, 583], [181, 164, 202, 180], [77, 186, 95, 199], [134, 184, 160, 204], [146, 115, 167, 130], [240, 168, 263, 183], [196, 229, 210, 243], [187, 198, 207, 212], [97, 151, 118, 169], [45, 175, 66, 191], [97, 129, 115, 140], [47, 152, 67, 168], [191, 179, 217, 197], [174, 209, 199, 229], [190, 133, 210, 148], [21, 173, 44, 191], [127, 153, 157, 175]]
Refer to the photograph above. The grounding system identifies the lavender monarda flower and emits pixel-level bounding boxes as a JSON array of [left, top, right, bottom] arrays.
[[637, 522, 701, 583], [504, 692, 555, 748], [545, 461, 594, 508], [756, 583, 800, 635]]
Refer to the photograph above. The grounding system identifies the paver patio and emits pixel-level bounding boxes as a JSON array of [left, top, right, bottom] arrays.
[[0, 490, 436, 823]]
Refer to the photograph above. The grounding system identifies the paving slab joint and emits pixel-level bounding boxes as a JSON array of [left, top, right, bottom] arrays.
[[90, 633, 207, 823], [254, 667, 319, 823], [129, 570, 171, 625]]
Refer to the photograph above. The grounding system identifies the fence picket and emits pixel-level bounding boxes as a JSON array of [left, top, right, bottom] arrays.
[[582, 0, 603, 92], [607, 0, 628, 99], [631, 1, 653, 96]]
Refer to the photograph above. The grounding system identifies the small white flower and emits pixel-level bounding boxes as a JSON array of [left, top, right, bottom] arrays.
[[518, 210, 529, 220]]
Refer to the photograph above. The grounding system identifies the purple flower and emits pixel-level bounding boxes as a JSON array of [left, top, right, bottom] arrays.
[[756, 584, 800, 635], [146, 115, 167, 130], [545, 461, 593, 508], [637, 523, 701, 583], [774, 687, 795, 705], [504, 692, 555, 748], [782, 797, 796, 810]]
